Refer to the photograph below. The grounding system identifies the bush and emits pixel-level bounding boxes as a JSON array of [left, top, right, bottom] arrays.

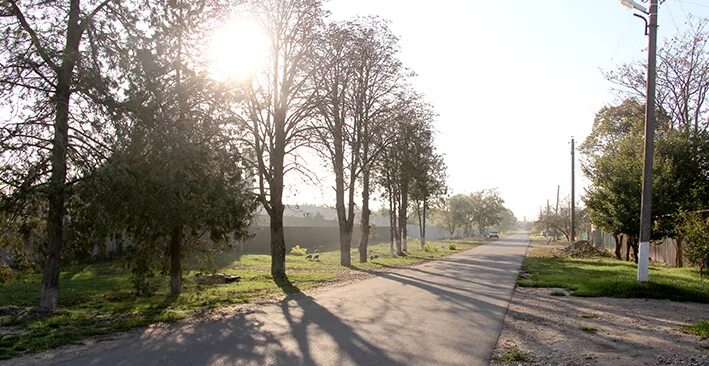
[[290, 245, 307, 256], [423, 244, 438, 253], [448, 243, 457, 250], [677, 212, 709, 276]]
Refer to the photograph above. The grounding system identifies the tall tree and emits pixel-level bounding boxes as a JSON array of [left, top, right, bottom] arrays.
[[1, 0, 126, 311], [311, 22, 359, 266], [349, 18, 403, 262], [101, 0, 254, 296], [237, 0, 324, 281]]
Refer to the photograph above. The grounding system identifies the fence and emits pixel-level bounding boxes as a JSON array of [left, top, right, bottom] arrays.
[[589, 230, 682, 267]]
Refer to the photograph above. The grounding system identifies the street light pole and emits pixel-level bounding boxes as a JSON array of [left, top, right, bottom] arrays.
[[638, 0, 658, 282]]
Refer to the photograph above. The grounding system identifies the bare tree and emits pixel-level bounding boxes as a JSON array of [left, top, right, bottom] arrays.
[[605, 18, 709, 135], [237, 0, 323, 281], [348, 18, 404, 262]]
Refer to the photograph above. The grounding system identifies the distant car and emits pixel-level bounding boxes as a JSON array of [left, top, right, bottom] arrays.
[[487, 232, 499, 240]]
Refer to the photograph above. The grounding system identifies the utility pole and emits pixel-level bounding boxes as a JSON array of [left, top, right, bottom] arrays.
[[556, 185, 560, 214], [637, 0, 659, 282], [570, 137, 575, 243]]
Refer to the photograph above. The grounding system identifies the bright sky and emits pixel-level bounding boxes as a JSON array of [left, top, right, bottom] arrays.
[[284, 0, 709, 221]]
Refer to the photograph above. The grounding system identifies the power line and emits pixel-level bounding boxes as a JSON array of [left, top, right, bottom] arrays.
[[678, 0, 709, 9]]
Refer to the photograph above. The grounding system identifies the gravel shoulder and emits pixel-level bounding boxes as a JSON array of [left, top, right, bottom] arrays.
[[492, 272, 709, 365]]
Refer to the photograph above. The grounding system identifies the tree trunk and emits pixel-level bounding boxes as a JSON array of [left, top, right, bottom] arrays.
[[394, 194, 403, 256], [399, 181, 409, 252], [613, 233, 622, 260], [675, 235, 683, 267], [417, 200, 424, 248], [625, 236, 631, 261], [358, 170, 371, 263], [39, 0, 82, 312], [270, 197, 286, 281], [169, 225, 183, 296], [422, 201, 427, 247], [389, 186, 396, 257]]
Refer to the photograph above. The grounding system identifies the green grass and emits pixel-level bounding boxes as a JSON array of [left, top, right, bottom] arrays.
[[497, 347, 528, 362], [518, 247, 709, 303], [682, 320, 709, 339], [0, 239, 482, 359]]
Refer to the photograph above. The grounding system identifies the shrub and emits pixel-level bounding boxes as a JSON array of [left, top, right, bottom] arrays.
[[290, 245, 307, 256], [423, 244, 438, 253], [498, 347, 527, 362], [677, 212, 709, 277], [448, 243, 457, 250]]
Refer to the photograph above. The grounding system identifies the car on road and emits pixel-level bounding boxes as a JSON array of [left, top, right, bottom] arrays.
[[487, 232, 499, 240]]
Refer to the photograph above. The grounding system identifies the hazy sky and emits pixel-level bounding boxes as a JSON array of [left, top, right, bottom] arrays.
[[288, 0, 707, 221]]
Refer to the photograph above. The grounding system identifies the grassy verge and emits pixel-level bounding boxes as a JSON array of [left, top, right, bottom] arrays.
[[682, 320, 709, 340], [0, 238, 483, 359], [517, 242, 709, 303]]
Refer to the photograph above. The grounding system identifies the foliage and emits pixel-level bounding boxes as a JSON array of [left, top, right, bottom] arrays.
[[497, 347, 528, 362], [676, 212, 709, 275], [422, 243, 439, 253], [433, 191, 511, 238], [534, 200, 586, 242], [448, 243, 457, 250], [289, 245, 308, 256]]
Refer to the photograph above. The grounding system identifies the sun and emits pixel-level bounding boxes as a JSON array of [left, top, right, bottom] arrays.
[[208, 18, 269, 82]]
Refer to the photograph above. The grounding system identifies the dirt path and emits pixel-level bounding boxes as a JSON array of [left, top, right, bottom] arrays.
[[491, 287, 709, 366]]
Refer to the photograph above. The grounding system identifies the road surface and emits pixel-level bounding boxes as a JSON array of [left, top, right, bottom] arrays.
[[35, 232, 529, 366]]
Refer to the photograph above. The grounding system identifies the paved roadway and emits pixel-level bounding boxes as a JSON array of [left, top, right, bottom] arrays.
[[40, 232, 530, 366]]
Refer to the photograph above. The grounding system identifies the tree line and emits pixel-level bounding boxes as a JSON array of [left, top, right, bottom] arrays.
[[430, 189, 515, 239], [0, 0, 447, 312]]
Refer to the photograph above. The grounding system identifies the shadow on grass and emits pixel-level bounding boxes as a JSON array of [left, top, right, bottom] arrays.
[[274, 275, 301, 296]]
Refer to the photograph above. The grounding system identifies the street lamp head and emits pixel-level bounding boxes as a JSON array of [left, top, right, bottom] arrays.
[[620, 0, 648, 13]]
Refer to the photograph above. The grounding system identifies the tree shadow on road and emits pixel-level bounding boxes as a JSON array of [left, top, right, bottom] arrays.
[[277, 276, 405, 366]]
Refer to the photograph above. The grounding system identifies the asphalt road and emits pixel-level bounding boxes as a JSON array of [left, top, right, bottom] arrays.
[[42, 232, 529, 366]]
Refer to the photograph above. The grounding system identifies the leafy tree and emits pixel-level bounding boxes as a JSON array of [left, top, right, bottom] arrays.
[[74, 0, 256, 296], [676, 211, 709, 277], [1, 0, 130, 311], [469, 189, 504, 235]]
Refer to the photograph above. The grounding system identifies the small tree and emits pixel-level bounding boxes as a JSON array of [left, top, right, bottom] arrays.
[[677, 212, 709, 278]]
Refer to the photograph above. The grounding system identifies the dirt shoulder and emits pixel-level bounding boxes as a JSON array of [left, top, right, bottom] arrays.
[[492, 241, 709, 366]]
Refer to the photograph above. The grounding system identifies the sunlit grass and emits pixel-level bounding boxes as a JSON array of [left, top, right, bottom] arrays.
[[0, 238, 483, 359], [518, 246, 709, 303]]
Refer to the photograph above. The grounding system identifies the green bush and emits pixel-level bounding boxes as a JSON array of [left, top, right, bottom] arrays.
[[290, 245, 307, 256], [448, 243, 457, 250], [423, 244, 438, 253]]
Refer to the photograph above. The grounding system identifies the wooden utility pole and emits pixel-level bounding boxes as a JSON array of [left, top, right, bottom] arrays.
[[571, 138, 575, 243]]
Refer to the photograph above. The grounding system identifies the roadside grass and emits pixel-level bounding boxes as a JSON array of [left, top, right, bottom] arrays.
[[682, 320, 709, 340], [0, 239, 482, 359], [518, 245, 709, 303], [497, 347, 528, 362]]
